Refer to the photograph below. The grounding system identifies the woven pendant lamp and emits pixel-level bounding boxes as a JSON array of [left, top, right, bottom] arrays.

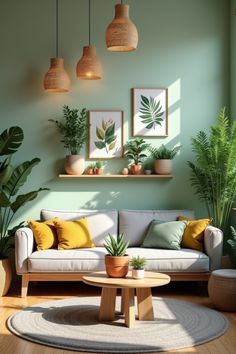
[[44, 0, 70, 92], [106, 2, 138, 52], [76, 0, 102, 80]]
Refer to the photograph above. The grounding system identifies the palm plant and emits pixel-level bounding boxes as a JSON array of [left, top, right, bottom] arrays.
[[188, 108, 236, 235], [0, 126, 48, 259], [49, 105, 88, 155]]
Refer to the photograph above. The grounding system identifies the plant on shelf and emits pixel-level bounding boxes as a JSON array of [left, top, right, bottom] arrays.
[[95, 161, 105, 175], [124, 138, 150, 175], [143, 159, 153, 175], [149, 144, 181, 175], [0, 126, 48, 296], [188, 108, 236, 239], [131, 256, 146, 279], [104, 233, 129, 278], [49, 105, 89, 175], [86, 163, 96, 175]]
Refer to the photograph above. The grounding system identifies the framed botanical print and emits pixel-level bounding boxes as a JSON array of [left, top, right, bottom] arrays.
[[89, 110, 123, 159], [133, 88, 168, 137]]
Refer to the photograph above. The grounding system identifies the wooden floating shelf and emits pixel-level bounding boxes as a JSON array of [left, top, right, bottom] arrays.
[[58, 174, 174, 179]]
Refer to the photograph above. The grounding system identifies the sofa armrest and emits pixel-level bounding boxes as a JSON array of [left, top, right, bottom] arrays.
[[204, 225, 223, 271], [15, 227, 34, 274]]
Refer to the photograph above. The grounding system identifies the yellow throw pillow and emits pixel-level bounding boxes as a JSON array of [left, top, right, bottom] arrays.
[[54, 217, 95, 250], [177, 215, 212, 251], [28, 218, 58, 251]]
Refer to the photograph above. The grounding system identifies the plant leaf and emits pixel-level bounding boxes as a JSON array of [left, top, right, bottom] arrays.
[[0, 191, 11, 207], [105, 123, 115, 139], [94, 141, 106, 149], [11, 188, 49, 213], [0, 126, 24, 156], [109, 141, 116, 150], [96, 127, 105, 140], [139, 96, 164, 130], [102, 120, 107, 130]]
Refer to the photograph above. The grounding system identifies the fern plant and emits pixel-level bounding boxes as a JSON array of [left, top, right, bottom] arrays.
[[149, 144, 181, 159], [104, 233, 129, 256], [188, 108, 236, 235], [49, 105, 88, 155], [139, 95, 164, 129]]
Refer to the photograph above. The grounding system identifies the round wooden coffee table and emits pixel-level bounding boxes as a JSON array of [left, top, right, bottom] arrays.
[[83, 271, 170, 328]]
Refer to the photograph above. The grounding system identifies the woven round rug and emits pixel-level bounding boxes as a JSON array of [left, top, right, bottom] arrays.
[[7, 296, 228, 353]]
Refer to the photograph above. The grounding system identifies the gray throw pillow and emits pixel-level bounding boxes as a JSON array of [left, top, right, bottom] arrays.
[[142, 220, 187, 250]]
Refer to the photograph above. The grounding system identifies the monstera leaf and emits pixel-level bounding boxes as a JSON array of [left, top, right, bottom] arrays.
[[139, 95, 164, 130], [0, 126, 24, 156]]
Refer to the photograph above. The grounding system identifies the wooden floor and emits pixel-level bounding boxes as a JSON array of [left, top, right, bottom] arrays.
[[1, 281, 236, 354]]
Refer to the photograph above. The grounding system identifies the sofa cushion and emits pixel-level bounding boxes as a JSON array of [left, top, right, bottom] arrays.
[[142, 220, 187, 250], [54, 218, 95, 250], [119, 209, 195, 246], [27, 247, 209, 273], [40, 209, 118, 247], [28, 218, 58, 250], [177, 216, 212, 251]]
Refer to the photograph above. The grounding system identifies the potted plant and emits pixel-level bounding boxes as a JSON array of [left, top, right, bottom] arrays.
[[104, 233, 129, 278], [0, 126, 48, 296], [188, 108, 236, 238], [95, 161, 105, 175], [49, 105, 89, 175], [149, 144, 181, 175], [86, 163, 96, 175], [143, 160, 153, 175], [124, 138, 150, 175], [130, 256, 146, 279], [228, 227, 236, 268]]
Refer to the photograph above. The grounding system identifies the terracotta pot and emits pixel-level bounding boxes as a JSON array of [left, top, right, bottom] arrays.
[[64, 155, 85, 175], [132, 269, 145, 279], [0, 258, 12, 296], [95, 168, 104, 175], [130, 164, 142, 175], [87, 168, 94, 175], [154, 159, 172, 175], [105, 255, 129, 278]]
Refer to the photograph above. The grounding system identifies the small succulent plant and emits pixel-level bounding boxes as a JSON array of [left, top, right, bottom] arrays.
[[104, 233, 129, 256], [130, 256, 146, 270]]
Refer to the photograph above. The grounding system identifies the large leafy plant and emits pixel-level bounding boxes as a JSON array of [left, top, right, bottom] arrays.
[[188, 108, 236, 235], [0, 126, 48, 259], [139, 95, 164, 130], [49, 105, 88, 155], [124, 138, 150, 165]]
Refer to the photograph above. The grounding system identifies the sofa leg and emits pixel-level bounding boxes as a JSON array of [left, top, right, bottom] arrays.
[[21, 274, 29, 297]]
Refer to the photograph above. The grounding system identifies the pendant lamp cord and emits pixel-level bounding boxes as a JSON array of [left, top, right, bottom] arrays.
[[89, 0, 91, 46], [56, 0, 59, 57]]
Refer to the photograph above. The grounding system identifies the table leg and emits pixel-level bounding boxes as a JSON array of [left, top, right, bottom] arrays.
[[136, 287, 154, 320], [99, 287, 117, 321], [123, 288, 135, 328], [120, 288, 125, 314]]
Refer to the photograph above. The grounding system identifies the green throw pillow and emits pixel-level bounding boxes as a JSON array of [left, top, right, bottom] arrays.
[[142, 220, 187, 250]]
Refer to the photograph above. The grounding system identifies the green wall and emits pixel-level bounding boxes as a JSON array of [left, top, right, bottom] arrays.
[[0, 0, 230, 223]]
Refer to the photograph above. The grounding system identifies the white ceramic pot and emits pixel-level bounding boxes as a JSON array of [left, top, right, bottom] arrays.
[[64, 155, 85, 175], [154, 159, 172, 175], [132, 269, 145, 279]]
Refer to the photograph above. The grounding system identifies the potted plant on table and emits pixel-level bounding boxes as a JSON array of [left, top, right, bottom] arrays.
[[130, 256, 146, 279], [124, 138, 150, 175], [104, 233, 129, 278], [0, 126, 48, 296], [149, 144, 181, 175], [49, 105, 89, 175]]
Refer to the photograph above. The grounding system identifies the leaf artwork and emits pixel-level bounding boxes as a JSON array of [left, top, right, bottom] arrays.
[[139, 95, 164, 130], [94, 119, 117, 153]]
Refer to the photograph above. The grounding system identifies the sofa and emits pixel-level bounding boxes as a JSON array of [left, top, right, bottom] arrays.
[[15, 209, 223, 297]]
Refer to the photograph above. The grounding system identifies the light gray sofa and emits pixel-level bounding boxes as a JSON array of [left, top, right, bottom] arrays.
[[15, 209, 223, 297]]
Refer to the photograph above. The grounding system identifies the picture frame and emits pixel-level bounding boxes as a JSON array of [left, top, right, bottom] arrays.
[[133, 88, 168, 137], [89, 110, 124, 159]]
